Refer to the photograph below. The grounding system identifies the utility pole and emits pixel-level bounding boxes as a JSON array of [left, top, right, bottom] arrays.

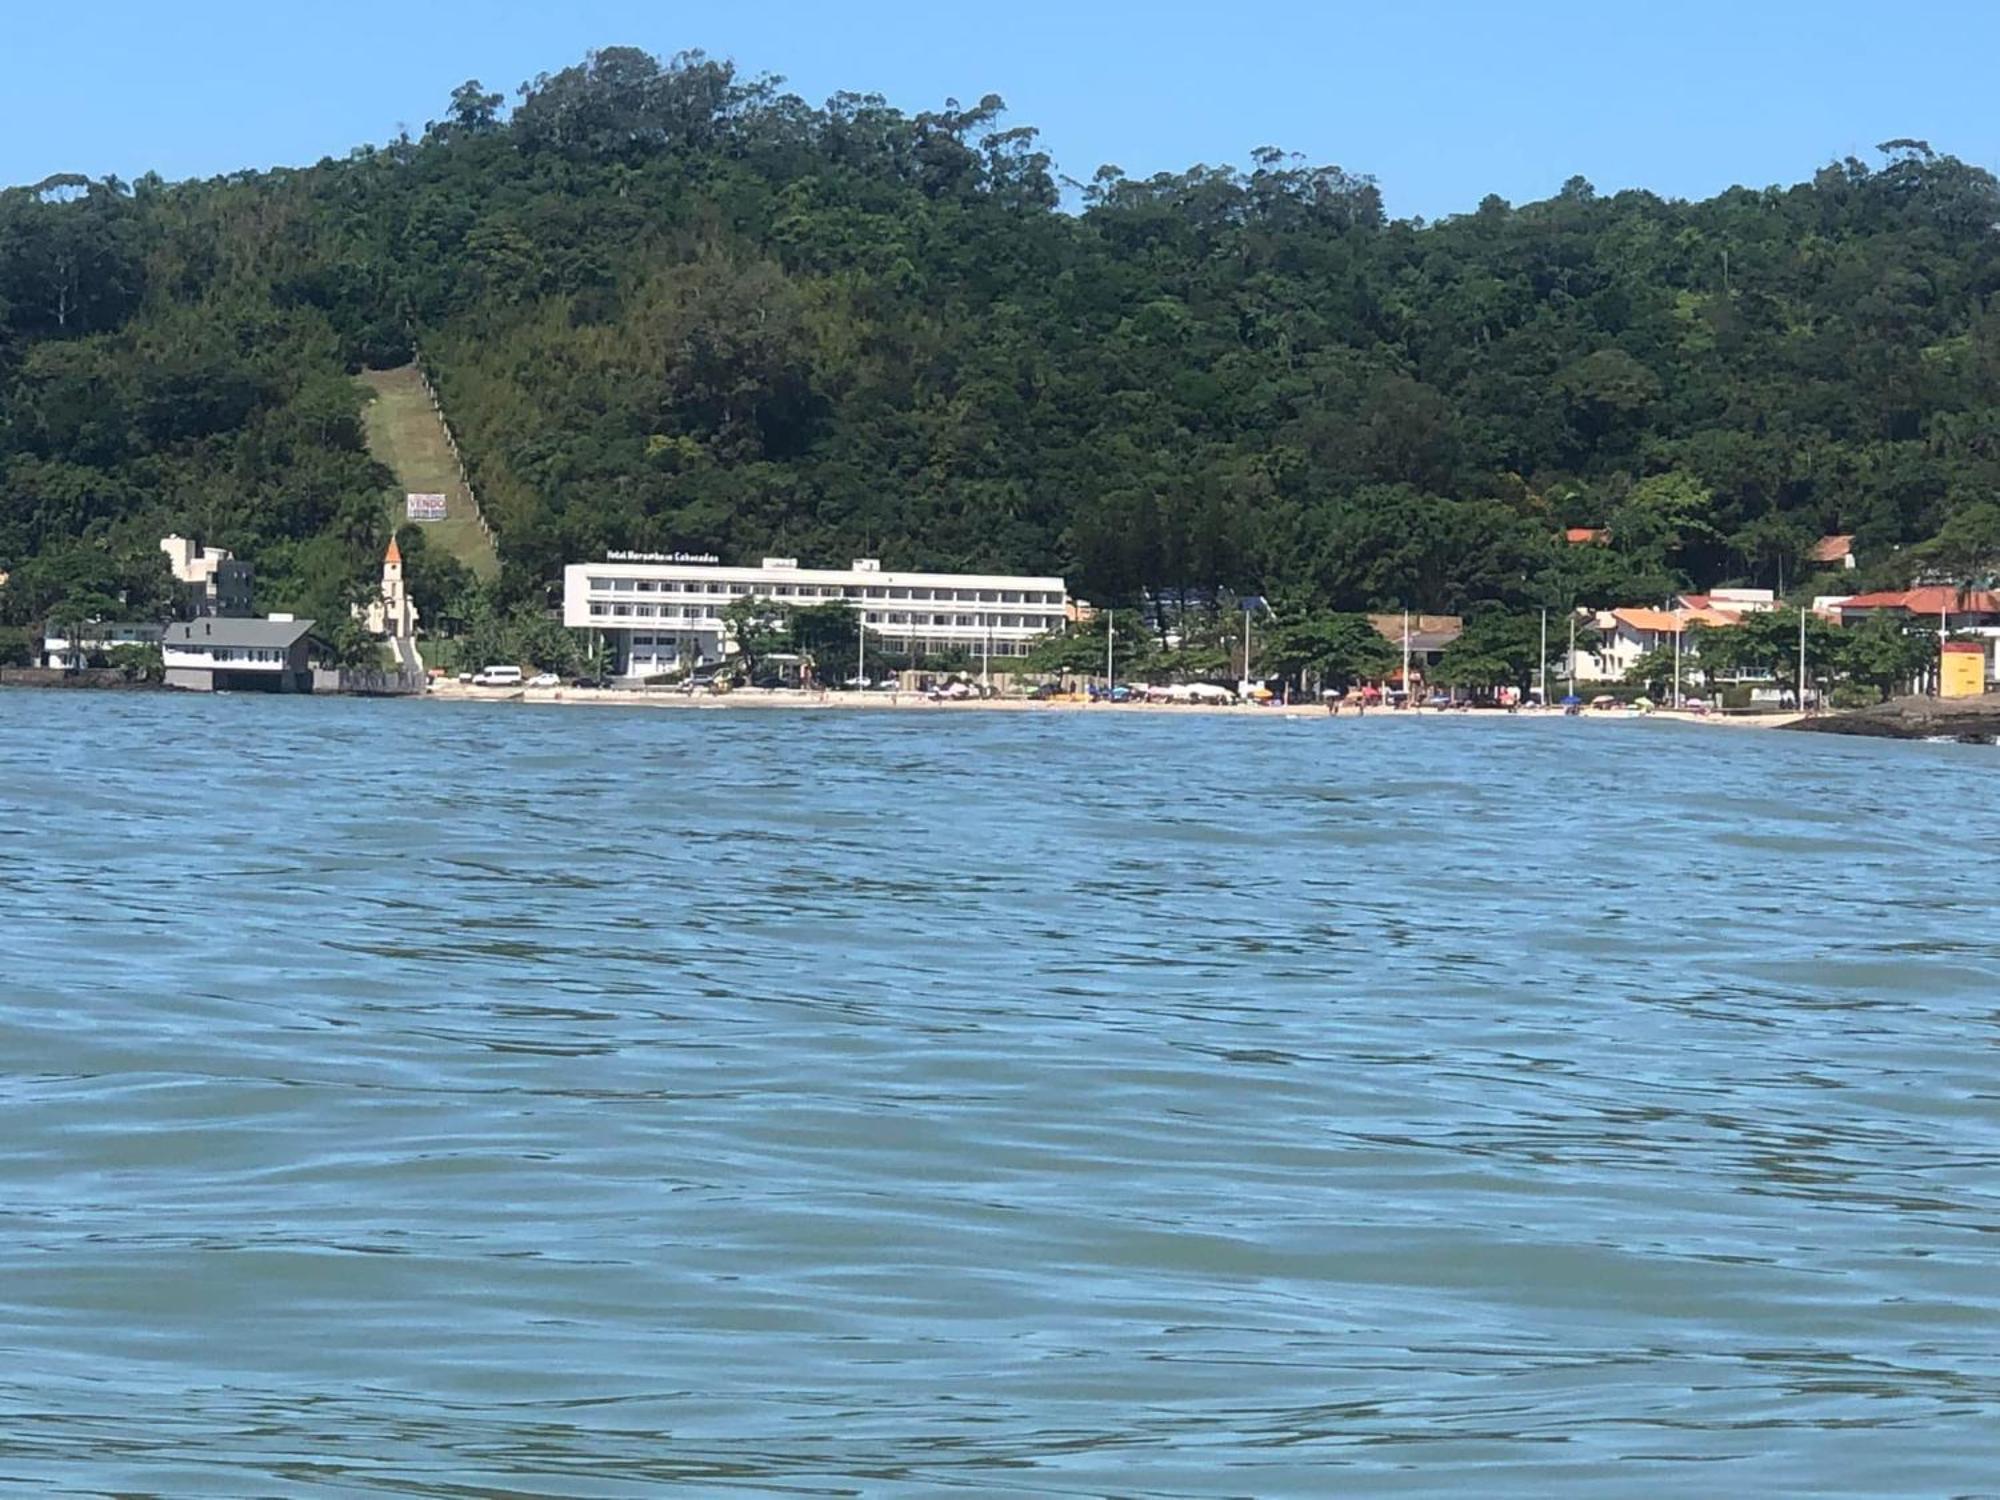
[[857, 614, 865, 687], [1673, 623, 1682, 709], [1105, 609, 1115, 695], [1242, 606, 1253, 692], [1798, 606, 1808, 712], [1539, 608, 1548, 706], [1567, 612, 1577, 698], [1402, 609, 1411, 707]]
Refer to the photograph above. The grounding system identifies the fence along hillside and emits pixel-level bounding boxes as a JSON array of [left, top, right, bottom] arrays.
[[356, 363, 501, 582]]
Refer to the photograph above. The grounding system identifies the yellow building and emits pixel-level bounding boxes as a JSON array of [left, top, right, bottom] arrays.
[[1940, 641, 1985, 698]]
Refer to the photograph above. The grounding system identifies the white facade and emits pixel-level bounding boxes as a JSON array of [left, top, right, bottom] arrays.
[[42, 622, 164, 670], [160, 533, 231, 586], [562, 556, 1069, 678], [1574, 609, 1690, 683]]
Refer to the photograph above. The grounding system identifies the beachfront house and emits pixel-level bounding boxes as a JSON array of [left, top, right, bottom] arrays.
[[41, 621, 165, 671], [562, 555, 1069, 680], [1366, 615, 1462, 687], [1579, 608, 1682, 682], [1835, 587, 2000, 691], [163, 616, 317, 692]]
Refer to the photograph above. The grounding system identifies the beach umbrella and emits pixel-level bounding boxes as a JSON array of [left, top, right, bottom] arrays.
[[1560, 693, 1582, 706]]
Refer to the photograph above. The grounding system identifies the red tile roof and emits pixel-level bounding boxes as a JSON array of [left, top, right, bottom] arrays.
[[1809, 534, 1855, 563], [1565, 527, 1609, 545], [1611, 607, 1684, 634], [1840, 587, 2000, 614]]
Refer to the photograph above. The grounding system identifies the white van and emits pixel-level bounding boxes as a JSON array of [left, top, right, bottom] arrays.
[[471, 665, 524, 687]]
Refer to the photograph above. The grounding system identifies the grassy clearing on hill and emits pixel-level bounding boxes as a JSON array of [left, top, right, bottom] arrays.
[[356, 365, 500, 582]]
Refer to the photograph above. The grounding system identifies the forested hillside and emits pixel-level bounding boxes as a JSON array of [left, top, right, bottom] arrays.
[[6, 46, 2000, 648]]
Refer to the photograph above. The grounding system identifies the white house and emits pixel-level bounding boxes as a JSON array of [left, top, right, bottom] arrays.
[[1574, 608, 1683, 682], [41, 621, 165, 670], [562, 555, 1069, 679], [163, 616, 316, 692]]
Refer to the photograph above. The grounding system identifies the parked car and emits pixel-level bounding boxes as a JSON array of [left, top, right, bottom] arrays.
[[471, 665, 524, 687], [570, 674, 613, 689], [527, 672, 561, 688]]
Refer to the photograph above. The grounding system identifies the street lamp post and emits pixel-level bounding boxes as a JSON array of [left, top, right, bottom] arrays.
[[1539, 607, 1548, 707]]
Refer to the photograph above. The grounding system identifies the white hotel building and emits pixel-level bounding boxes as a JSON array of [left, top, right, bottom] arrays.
[[563, 554, 1070, 678]]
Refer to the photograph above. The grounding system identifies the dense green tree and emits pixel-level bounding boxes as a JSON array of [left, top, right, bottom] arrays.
[[1434, 610, 1569, 694], [1262, 610, 1395, 691], [4, 48, 2000, 648], [1827, 613, 1935, 699]]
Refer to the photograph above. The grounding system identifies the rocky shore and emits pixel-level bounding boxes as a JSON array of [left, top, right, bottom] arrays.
[[1783, 693, 2000, 741]]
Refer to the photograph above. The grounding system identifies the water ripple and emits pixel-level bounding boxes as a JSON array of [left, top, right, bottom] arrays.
[[2, 692, 1997, 1493]]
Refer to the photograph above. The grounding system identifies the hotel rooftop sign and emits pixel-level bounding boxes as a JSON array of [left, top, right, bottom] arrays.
[[606, 550, 722, 565]]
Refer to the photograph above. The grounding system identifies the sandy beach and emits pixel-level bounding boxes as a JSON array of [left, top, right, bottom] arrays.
[[422, 680, 1803, 727]]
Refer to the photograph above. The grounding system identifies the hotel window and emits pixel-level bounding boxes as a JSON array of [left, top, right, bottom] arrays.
[[844, 586, 863, 599], [730, 583, 750, 595], [590, 603, 607, 617], [866, 587, 885, 599], [636, 580, 656, 593], [589, 577, 610, 590], [775, 585, 794, 596], [865, 612, 881, 623], [889, 587, 909, 599], [956, 614, 974, 627], [706, 583, 723, 594], [614, 578, 636, 591], [613, 604, 632, 617], [1003, 590, 1021, 603], [979, 590, 997, 602], [636, 605, 656, 617]]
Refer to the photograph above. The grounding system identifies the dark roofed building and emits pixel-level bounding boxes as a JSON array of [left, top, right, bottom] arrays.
[[1367, 613, 1463, 657], [163, 616, 317, 693]]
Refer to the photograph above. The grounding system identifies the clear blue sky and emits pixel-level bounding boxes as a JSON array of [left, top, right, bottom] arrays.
[[9, 0, 1999, 220]]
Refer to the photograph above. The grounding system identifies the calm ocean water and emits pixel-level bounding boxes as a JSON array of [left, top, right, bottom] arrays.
[[2, 691, 1997, 1497]]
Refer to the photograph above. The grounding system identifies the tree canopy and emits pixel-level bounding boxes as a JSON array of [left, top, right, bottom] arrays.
[[5, 59, 2000, 643]]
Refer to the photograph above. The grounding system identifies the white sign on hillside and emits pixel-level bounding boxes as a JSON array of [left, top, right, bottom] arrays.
[[406, 493, 448, 522]]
